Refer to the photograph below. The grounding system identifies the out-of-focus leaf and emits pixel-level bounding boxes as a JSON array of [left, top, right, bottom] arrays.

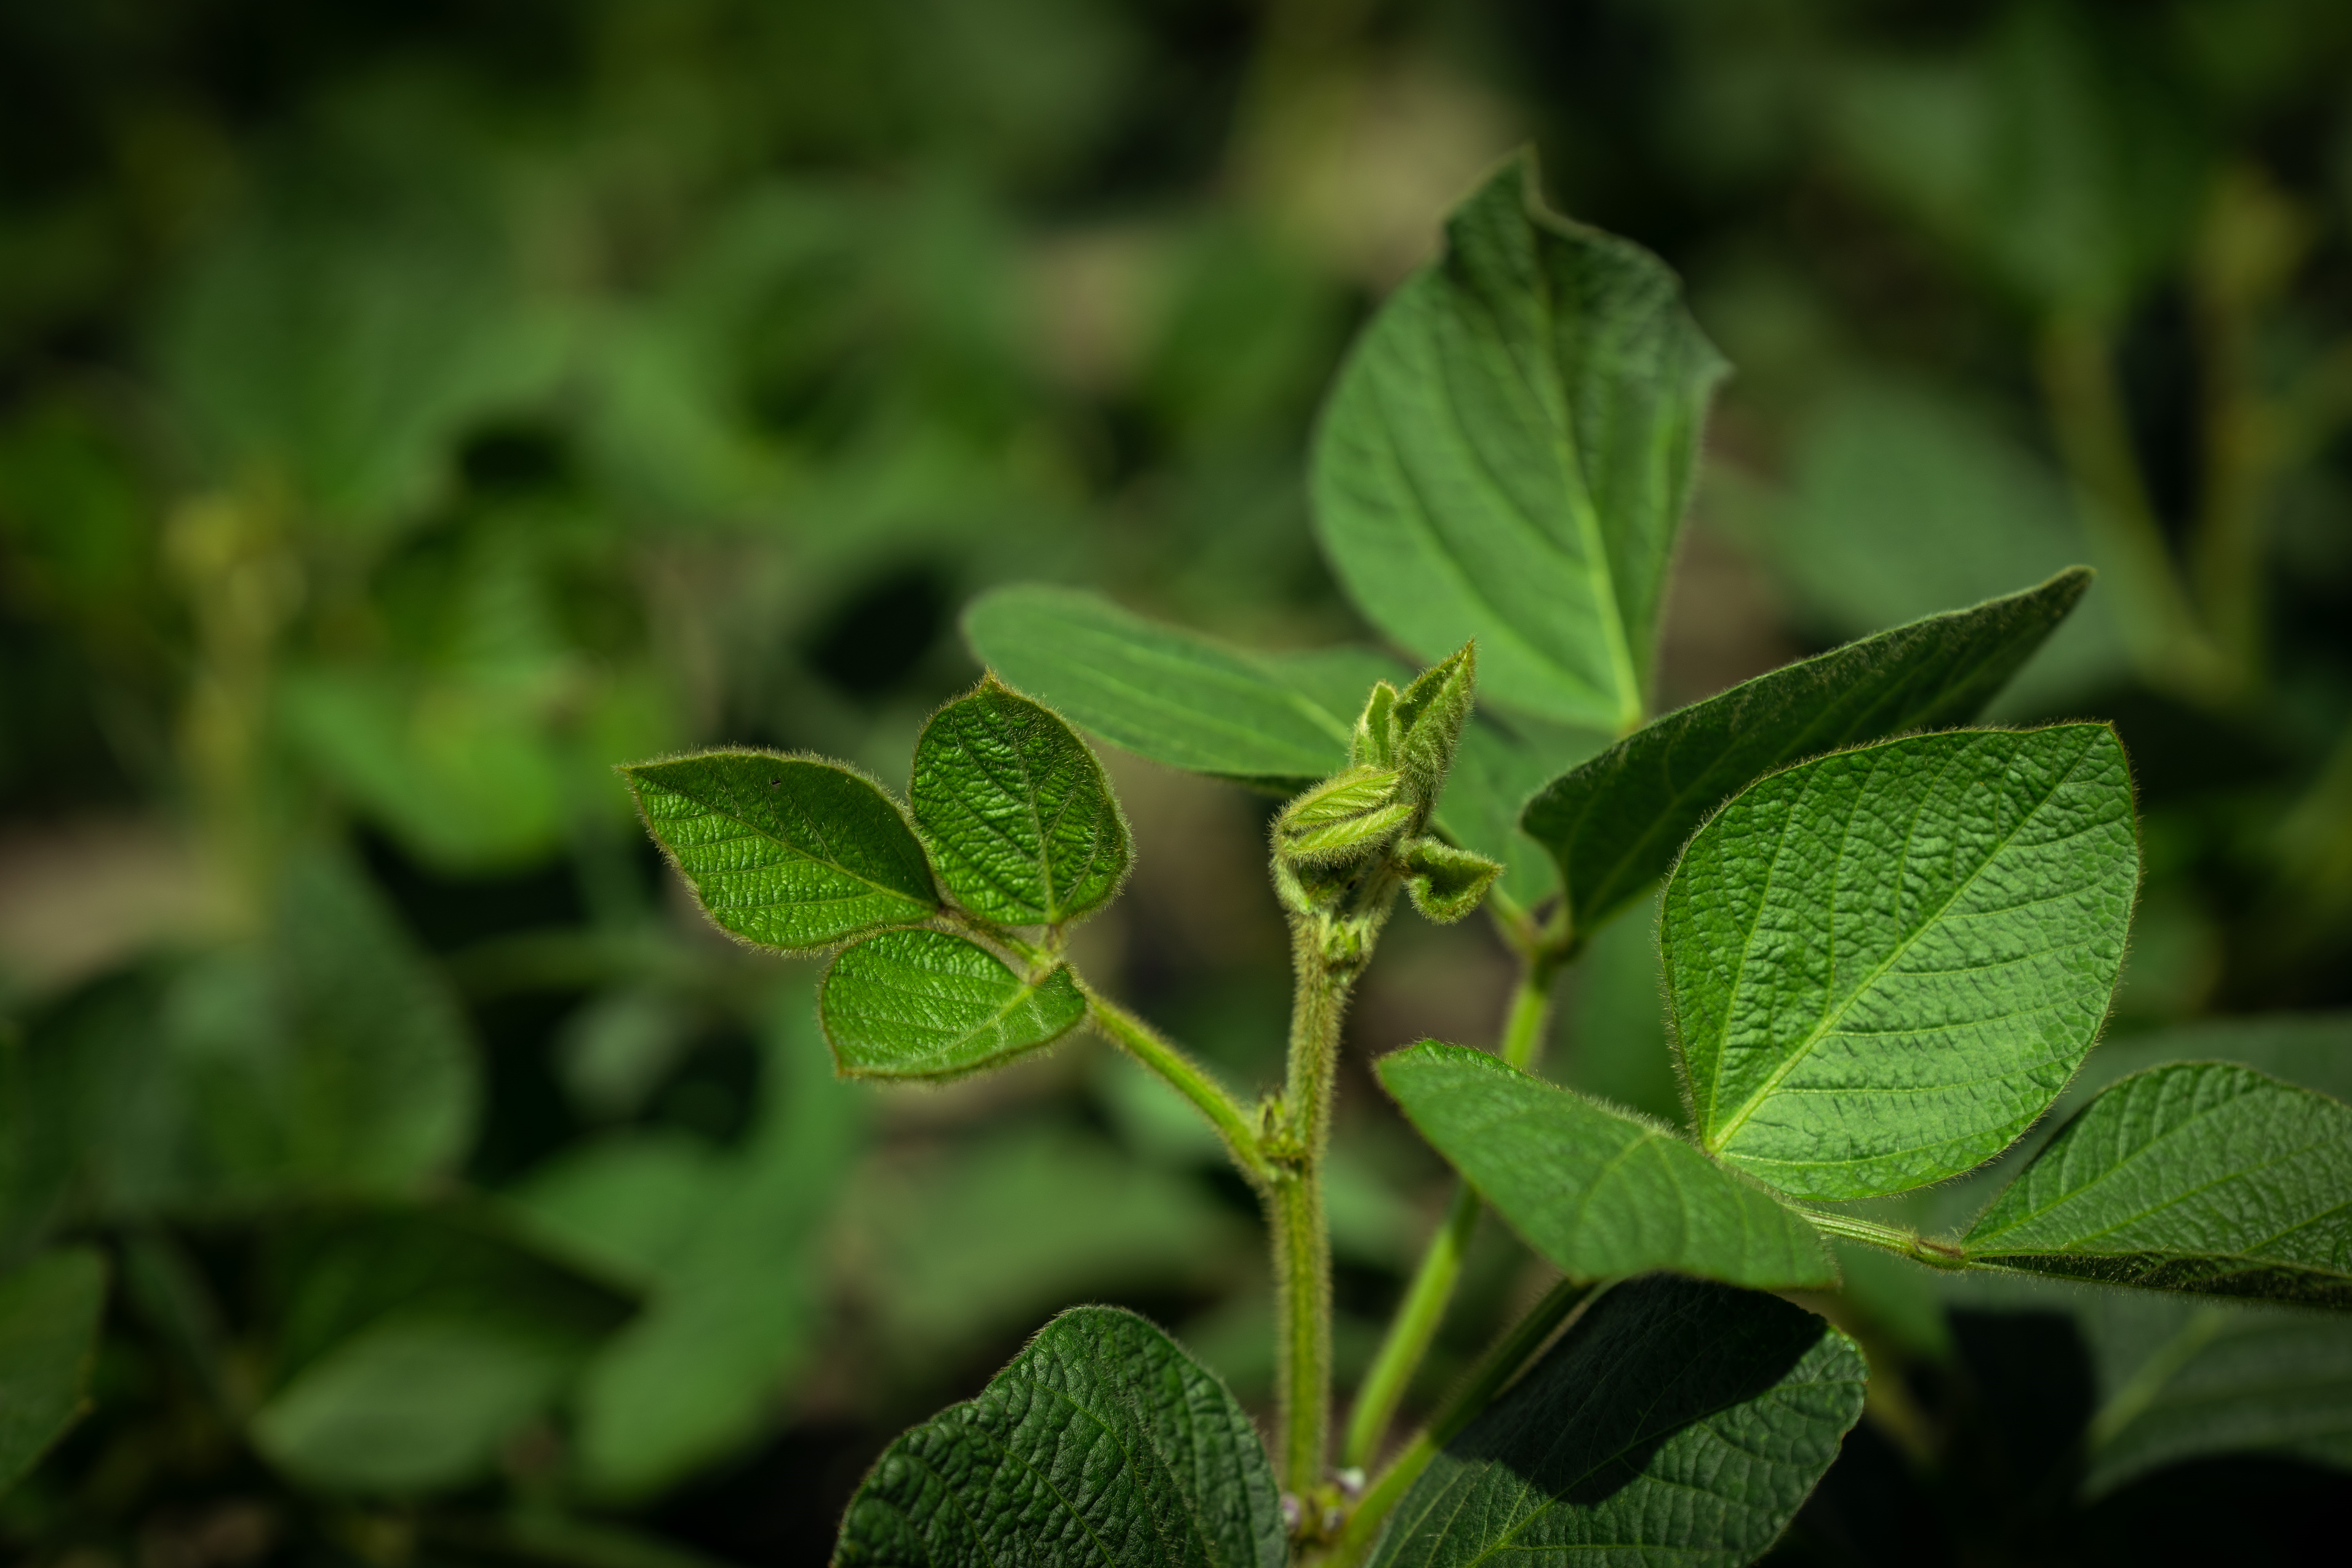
[[1558, 892, 1681, 1125], [1523, 569, 2089, 936], [835, 1305, 1285, 1567], [820, 928, 1084, 1080], [1312, 150, 1726, 730], [2069, 1013, 2352, 1106], [555, 988, 699, 1122], [1666, 727, 2138, 1200], [572, 985, 866, 1497], [0, 1247, 107, 1495], [506, 1132, 723, 1290], [1963, 1063, 2352, 1307], [910, 679, 1130, 925], [856, 1125, 1245, 1361], [626, 752, 938, 951], [251, 1318, 572, 1495], [1369, 1276, 1866, 1566], [1380, 1043, 1834, 1290]]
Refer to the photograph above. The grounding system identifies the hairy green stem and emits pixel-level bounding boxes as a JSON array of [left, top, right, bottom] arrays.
[[1339, 962, 1558, 1470], [1796, 1207, 1967, 1267], [1274, 936, 1355, 1496], [1332, 1274, 1600, 1561], [1082, 987, 1272, 1185]]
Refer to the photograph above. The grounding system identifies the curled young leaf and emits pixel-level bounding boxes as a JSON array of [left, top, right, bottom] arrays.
[[1666, 724, 2139, 1200], [1390, 643, 1477, 811], [1964, 1063, 2352, 1307], [1397, 839, 1503, 925], [820, 928, 1085, 1080], [625, 752, 937, 950], [1278, 767, 1408, 864], [911, 679, 1131, 927]]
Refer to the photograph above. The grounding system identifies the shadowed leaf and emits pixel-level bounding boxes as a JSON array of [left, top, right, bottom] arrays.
[[0, 1248, 106, 1495]]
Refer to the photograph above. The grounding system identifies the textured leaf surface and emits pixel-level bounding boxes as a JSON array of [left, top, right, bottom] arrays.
[[1666, 725, 2138, 1200], [0, 1248, 105, 1495], [1312, 151, 1726, 729], [835, 1305, 1284, 1568], [913, 681, 1131, 926], [1379, 1044, 1834, 1289], [821, 929, 1084, 1079], [627, 752, 936, 950], [1964, 1063, 2352, 1307], [1369, 1275, 1865, 1566], [1523, 569, 2089, 934]]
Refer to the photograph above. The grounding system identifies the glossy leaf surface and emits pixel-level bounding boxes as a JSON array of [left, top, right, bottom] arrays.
[[1666, 725, 2137, 1199], [1312, 151, 1726, 729], [913, 680, 1131, 926], [1523, 568, 2089, 934], [1369, 1275, 1865, 1566], [1379, 1044, 1834, 1289], [626, 752, 936, 950], [821, 928, 1085, 1079], [835, 1305, 1284, 1568], [1964, 1063, 2352, 1307], [0, 1248, 105, 1495]]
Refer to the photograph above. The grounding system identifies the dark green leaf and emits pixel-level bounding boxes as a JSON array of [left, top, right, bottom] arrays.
[[1369, 1275, 1865, 1566], [1378, 1044, 1834, 1290], [0, 1248, 106, 1495], [626, 751, 937, 950], [1523, 569, 2090, 935], [820, 928, 1085, 1079], [913, 679, 1131, 925], [835, 1305, 1284, 1568], [1963, 1063, 2352, 1307], [1312, 150, 1727, 729], [1666, 726, 2138, 1200]]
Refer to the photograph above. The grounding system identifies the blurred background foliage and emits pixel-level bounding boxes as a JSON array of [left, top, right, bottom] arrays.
[[0, 0, 2348, 1563]]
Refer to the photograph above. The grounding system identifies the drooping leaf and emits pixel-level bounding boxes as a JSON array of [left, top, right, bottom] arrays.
[[0, 1248, 106, 1495], [820, 928, 1085, 1079], [913, 680, 1131, 926], [835, 1305, 1285, 1568], [1378, 1044, 1834, 1290], [1312, 149, 1727, 730], [1368, 1275, 1865, 1566], [1523, 568, 2091, 935], [1962, 1063, 2352, 1307], [626, 751, 937, 950], [1666, 725, 2138, 1200]]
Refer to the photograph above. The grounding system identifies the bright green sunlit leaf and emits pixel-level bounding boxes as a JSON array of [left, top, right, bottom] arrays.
[[1379, 1043, 1834, 1290], [1666, 725, 2138, 1200], [911, 679, 1130, 926], [834, 1305, 1284, 1567], [1964, 1063, 2352, 1307], [1312, 149, 1727, 730], [626, 751, 937, 951], [1369, 1275, 1865, 1566], [1523, 568, 2090, 936], [820, 928, 1085, 1080]]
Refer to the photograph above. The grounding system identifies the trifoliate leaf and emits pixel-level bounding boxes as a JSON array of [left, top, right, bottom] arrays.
[[911, 679, 1131, 927], [820, 929, 1085, 1080], [1665, 725, 2138, 1200], [1378, 1044, 1833, 1289], [1963, 1063, 2352, 1307], [835, 1305, 1285, 1567], [1522, 568, 2091, 936], [1313, 150, 1727, 730], [626, 752, 937, 950]]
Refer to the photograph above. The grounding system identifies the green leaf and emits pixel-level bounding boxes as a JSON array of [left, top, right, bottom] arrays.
[[626, 751, 937, 950], [820, 928, 1085, 1079], [1378, 1044, 1834, 1290], [1962, 1063, 2352, 1307], [835, 1305, 1285, 1567], [913, 679, 1131, 926], [251, 1318, 574, 1495], [1523, 569, 2091, 935], [0, 1248, 106, 1495], [1666, 724, 2139, 1200], [1312, 149, 1727, 730], [1398, 839, 1504, 925], [1369, 1275, 1865, 1566]]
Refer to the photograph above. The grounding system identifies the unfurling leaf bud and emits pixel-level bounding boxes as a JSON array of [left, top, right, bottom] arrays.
[[1399, 836, 1503, 924], [1276, 766, 1410, 864], [1351, 681, 1399, 769], [1391, 643, 1476, 810]]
